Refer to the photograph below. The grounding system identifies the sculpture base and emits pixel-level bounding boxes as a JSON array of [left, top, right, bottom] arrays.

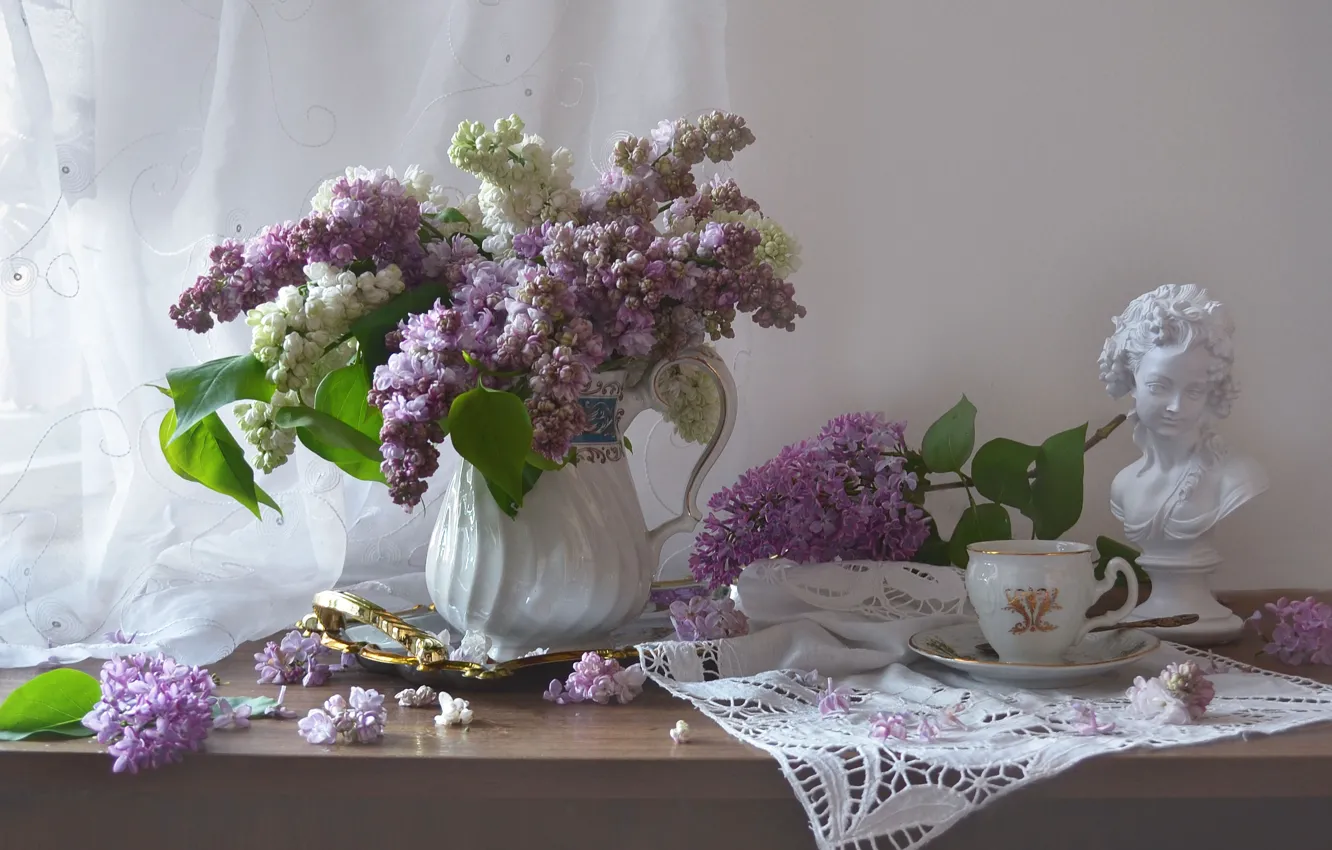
[[1127, 559, 1244, 646]]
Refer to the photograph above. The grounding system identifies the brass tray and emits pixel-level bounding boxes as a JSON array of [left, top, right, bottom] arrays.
[[297, 581, 712, 691]]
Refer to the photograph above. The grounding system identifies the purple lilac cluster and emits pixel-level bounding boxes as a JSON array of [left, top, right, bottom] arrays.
[[297, 688, 387, 745], [169, 171, 426, 333], [542, 652, 647, 705], [669, 595, 749, 642], [1246, 596, 1332, 665], [254, 629, 342, 686], [370, 112, 806, 508], [690, 412, 932, 589], [81, 654, 215, 774]]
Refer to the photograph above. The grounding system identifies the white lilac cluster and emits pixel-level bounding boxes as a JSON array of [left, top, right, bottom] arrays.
[[434, 694, 474, 728], [234, 394, 298, 474], [656, 360, 722, 445], [237, 263, 405, 471], [711, 210, 802, 278], [447, 114, 579, 254]]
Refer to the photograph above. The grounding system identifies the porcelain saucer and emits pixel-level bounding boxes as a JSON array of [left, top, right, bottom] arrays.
[[907, 621, 1160, 688]]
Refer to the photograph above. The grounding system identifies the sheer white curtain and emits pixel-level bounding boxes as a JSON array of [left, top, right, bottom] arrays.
[[0, 0, 734, 666]]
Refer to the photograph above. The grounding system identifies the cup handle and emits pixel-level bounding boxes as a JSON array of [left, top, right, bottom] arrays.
[[1076, 557, 1139, 642]]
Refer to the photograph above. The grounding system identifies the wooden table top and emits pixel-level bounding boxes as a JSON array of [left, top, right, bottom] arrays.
[[1, 590, 1330, 849]]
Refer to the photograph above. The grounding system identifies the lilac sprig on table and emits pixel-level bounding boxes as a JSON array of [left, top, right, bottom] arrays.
[[297, 687, 388, 745], [690, 412, 931, 588], [1245, 596, 1332, 665], [1069, 701, 1116, 736], [669, 595, 749, 642], [543, 652, 646, 705], [81, 654, 215, 774], [817, 678, 852, 716], [1126, 661, 1215, 725], [254, 629, 351, 686]]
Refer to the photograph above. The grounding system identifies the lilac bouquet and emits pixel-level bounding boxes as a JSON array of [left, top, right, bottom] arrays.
[[160, 112, 804, 516]]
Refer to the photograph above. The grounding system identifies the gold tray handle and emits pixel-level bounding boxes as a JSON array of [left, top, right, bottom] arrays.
[[299, 590, 649, 682], [302, 590, 467, 672]]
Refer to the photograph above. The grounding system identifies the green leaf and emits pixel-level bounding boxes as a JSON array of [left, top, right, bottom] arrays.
[[298, 365, 388, 482], [166, 355, 274, 440], [159, 409, 278, 519], [295, 430, 385, 483], [525, 450, 563, 472], [449, 387, 533, 508], [484, 463, 544, 518], [948, 503, 1013, 567], [971, 438, 1039, 513], [912, 515, 953, 566], [314, 363, 383, 441], [622, 436, 634, 454], [440, 207, 470, 224], [274, 406, 383, 461], [211, 696, 284, 720], [921, 396, 977, 473], [0, 668, 100, 739], [349, 284, 452, 369], [1028, 423, 1088, 539], [1095, 535, 1148, 584], [0, 719, 95, 741], [347, 258, 375, 275]]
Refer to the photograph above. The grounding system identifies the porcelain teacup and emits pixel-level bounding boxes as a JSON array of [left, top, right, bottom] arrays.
[[963, 539, 1138, 664]]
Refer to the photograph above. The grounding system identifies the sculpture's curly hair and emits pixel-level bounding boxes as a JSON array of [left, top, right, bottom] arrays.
[[1099, 284, 1239, 419]]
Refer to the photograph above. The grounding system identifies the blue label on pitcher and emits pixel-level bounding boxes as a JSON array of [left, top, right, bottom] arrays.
[[572, 396, 619, 444]]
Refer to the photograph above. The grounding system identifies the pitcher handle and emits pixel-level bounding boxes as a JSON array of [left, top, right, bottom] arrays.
[[626, 348, 738, 565], [1076, 557, 1140, 642]]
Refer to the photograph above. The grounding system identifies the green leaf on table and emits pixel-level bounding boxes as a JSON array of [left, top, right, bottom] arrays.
[[211, 696, 283, 720], [921, 395, 977, 474], [159, 408, 279, 518], [971, 437, 1039, 513], [948, 503, 1013, 567], [0, 668, 100, 740], [166, 355, 274, 440], [350, 284, 453, 369], [1027, 423, 1088, 539], [0, 720, 95, 741], [449, 387, 533, 509]]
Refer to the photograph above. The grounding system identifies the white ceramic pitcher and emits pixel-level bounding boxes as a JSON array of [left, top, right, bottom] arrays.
[[425, 348, 737, 660]]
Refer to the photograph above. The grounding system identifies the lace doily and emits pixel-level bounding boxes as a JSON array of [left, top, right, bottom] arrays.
[[638, 561, 1332, 850]]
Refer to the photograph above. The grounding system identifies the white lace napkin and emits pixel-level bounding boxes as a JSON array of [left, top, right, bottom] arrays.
[[638, 560, 1332, 850]]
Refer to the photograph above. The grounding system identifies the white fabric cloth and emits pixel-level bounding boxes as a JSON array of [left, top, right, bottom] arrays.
[[0, 0, 733, 667], [639, 561, 1332, 850]]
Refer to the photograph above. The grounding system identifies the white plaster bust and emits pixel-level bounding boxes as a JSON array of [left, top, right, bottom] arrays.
[[1100, 285, 1268, 642]]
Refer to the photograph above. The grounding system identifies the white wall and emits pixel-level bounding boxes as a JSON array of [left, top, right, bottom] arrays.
[[705, 0, 1332, 589]]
